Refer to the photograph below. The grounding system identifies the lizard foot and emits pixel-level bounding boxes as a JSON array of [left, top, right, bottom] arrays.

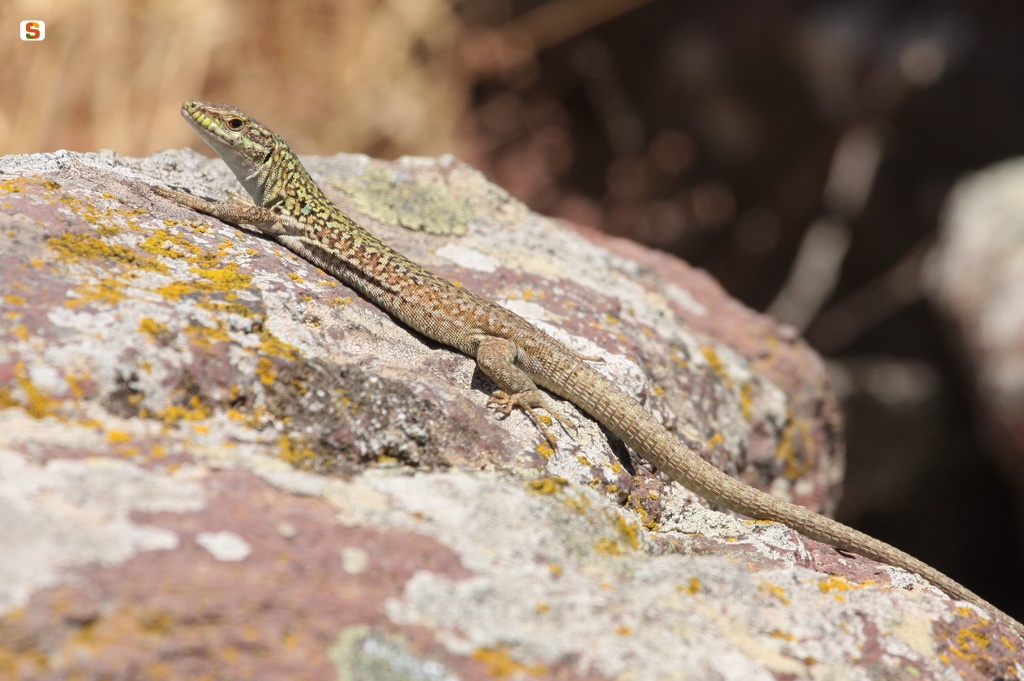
[[489, 389, 575, 448]]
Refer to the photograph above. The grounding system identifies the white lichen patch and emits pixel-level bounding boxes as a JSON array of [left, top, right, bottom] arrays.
[[0, 451, 206, 614]]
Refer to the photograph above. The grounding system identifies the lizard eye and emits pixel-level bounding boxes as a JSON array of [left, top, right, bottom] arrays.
[[227, 118, 244, 130]]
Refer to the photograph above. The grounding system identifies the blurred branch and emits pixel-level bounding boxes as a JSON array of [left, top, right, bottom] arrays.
[[767, 122, 885, 331], [504, 0, 654, 54], [806, 236, 933, 354], [463, 0, 654, 76]]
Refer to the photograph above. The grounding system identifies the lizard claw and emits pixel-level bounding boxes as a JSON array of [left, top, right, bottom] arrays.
[[488, 389, 576, 449]]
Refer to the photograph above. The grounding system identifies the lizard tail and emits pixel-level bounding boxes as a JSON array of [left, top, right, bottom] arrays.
[[559, 362, 1024, 638]]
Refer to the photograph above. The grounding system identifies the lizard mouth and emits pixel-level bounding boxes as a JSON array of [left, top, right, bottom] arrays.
[[180, 100, 243, 148]]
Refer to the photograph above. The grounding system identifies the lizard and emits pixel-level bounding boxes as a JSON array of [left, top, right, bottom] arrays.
[[150, 99, 1024, 638]]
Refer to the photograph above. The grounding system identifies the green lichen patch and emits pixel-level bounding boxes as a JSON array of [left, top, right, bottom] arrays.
[[330, 166, 472, 236]]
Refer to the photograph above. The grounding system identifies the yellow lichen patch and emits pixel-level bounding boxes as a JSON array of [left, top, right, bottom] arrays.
[[47, 232, 165, 272], [613, 513, 642, 550], [759, 580, 791, 605], [106, 429, 132, 444], [287, 374, 311, 397], [681, 577, 701, 594], [817, 577, 850, 598], [560, 491, 591, 515], [139, 228, 206, 260], [183, 321, 231, 350], [548, 563, 563, 577], [155, 262, 251, 302], [0, 176, 60, 195], [938, 613, 1020, 678], [775, 418, 814, 480], [527, 477, 569, 496], [739, 381, 754, 420], [155, 395, 212, 423], [153, 281, 193, 301], [817, 575, 875, 599], [635, 505, 659, 532], [227, 403, 269, 429], [470, 647, 548, 678], [594, 537, 624, 556], [95, 225, 122, 238], [56, 190, 148, 234], [9, 361, 61, 419], [14, 324, 29, 341], [3, 295, 26, 306], [951, 620, 991, 660], [701, 345, 733, 389], [277, 433, 319, 468], [66, 278, 128, 307], [287, 272, 304, 283], [259, 333, 299, 361], [594, 514, 642, 557], [138, 318, 171, 341], [256, 357, 277, 386], [191, 263, 252, 296], [670, 347, 690, 370], [0, 387, 19, 411]]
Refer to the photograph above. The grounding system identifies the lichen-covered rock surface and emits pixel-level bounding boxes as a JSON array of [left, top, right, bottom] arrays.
[[0, 150, 1018, 679]]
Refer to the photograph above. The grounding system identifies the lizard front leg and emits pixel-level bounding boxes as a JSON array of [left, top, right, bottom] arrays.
[[151, 186, 286, 236], [476, 336, 574, 447]]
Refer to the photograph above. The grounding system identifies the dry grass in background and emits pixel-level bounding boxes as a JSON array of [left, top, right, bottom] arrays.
[[0, 0, 470, 157], [0, 0, 652, 162]]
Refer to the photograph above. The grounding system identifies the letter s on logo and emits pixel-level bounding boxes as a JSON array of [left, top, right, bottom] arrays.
[[21, 21, 45, 41]]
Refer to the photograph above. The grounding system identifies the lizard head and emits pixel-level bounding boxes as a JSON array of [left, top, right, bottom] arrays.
[[179, 99, 286, 206]]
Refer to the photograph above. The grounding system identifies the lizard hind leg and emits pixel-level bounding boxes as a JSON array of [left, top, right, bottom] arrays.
[[476, 336, 575, 448]]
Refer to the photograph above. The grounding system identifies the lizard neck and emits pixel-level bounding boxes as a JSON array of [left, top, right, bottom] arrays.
[[251, 145, 329, 213]]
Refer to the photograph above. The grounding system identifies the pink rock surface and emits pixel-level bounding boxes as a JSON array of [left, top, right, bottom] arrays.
[[0, 150, 1018, 679]]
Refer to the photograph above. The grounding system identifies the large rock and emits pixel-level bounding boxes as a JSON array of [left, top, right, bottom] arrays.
[[931, 157, 1024, 498], [0, 149, 1016, 679]]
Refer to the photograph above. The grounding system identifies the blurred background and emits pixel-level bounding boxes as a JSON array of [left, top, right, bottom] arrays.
[[4, 0, 1024, 619]]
